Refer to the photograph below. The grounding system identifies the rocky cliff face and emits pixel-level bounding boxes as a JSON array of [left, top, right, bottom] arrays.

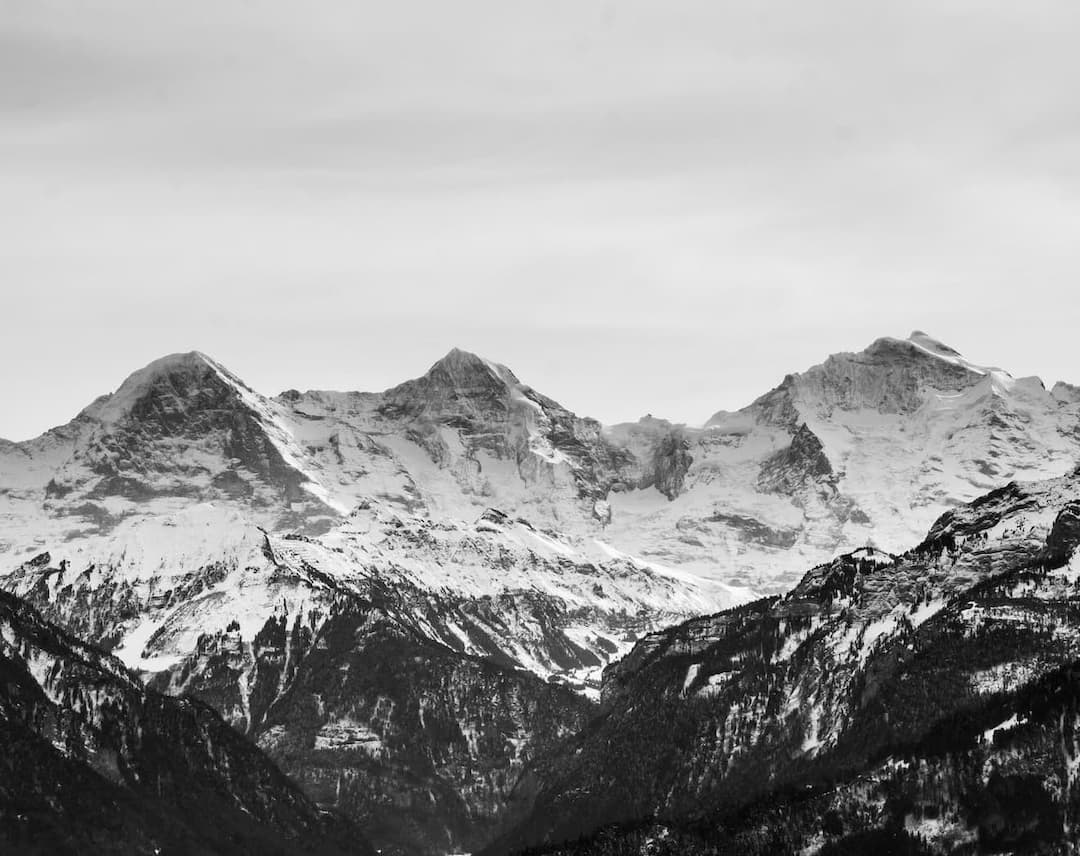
[[155, 594, 593, 856], [603, 417, 693, 501], [0, 351, 344, 559], [0, 588, 369, 855], [487, 467, 1080, 854]]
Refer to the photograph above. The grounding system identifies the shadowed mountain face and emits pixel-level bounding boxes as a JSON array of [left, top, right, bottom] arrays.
[[1, 351, 345, 556], [73, 352, 312, 509], [484, 468, 1080, 854], [170, 598, 595, 856], [0, 588, 370, 856]]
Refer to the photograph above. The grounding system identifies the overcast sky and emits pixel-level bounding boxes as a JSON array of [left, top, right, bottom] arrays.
[[2, 1, 1079, 440]]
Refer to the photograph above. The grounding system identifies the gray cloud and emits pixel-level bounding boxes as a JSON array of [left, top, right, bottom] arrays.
[[2, 0, 1079, 438]]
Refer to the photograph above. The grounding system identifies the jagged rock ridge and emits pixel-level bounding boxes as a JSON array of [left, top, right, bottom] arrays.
[[486, 466, 1080, 853]]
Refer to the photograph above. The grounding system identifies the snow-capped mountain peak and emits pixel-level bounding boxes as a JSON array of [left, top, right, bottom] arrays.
[[428, 346, 519, 387], [0, 351, 345, 556], [603, 332, 1080, 592], [378, 346, 537, 422], [4, 333, 1080, 597], [78, 350, 227, 425]]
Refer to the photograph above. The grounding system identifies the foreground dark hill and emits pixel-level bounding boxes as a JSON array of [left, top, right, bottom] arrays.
[[0, 589, 370, 856], [487, 468, 1080, 854]]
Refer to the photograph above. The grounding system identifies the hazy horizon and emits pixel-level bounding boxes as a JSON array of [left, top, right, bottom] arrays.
[[4, 1, 1079, 439]]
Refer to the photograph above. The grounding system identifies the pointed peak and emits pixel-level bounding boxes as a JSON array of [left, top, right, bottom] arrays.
[[432, 346, 497, 370], [141, 350, 213, 372], [115, 350, 234, 391], [80, 350, 250, 425], [433, 346, 486, 368], [379, 348, 529, 419], [423, 347, 520, 386]]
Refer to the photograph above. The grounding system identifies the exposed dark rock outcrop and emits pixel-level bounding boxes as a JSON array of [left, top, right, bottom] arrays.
[[152, 595, 594, 856], [1045, 500, 1080, 568], [757, 423, 833, 494], [646, 432, 693, 500]]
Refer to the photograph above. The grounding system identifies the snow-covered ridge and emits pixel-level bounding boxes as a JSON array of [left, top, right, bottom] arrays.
[[78, 351, 213, 424], [900, 329, 1019, 397], [3, 332, 1079, 596], [3, 497, 753, 697], [904, 329, 993, 373], [199, 354, 351, 514]]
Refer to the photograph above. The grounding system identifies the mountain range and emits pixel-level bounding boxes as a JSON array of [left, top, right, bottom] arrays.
[[3, 330, 1080, 854], [5, 331, 1078, 595]]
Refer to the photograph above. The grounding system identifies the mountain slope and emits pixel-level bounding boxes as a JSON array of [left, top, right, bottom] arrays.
[[0, 588, 369, 856], [3, 498, 746, 855], [0, 351, 344, 558], [600, 331, 1080, 591], [3, 498, 746, 692], [278, 347, 633, 528], [488, 466, 1080, 853], [0, 346, 750, 856]]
